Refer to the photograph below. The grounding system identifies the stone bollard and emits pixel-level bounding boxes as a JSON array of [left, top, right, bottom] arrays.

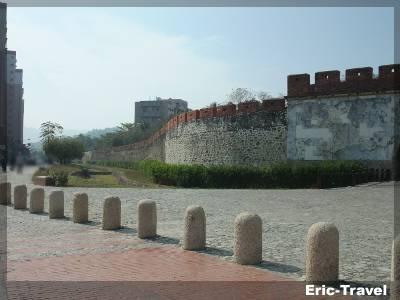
[[391, 237, 400, 300], [14, 185, 27, 209], [234, 212, 262, 265], [0, 182, 11, 205], [137, 200, 157, 239], [102, 197, 121, 230], [29, 188, 44, 213], [305, 222, 339, 283], [73, 193, 88, 223], [49, 191, 64, 219], [183, 205, 206, 250]]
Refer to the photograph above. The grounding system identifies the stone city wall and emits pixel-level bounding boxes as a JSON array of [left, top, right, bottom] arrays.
[[165, 110, 287, 166], [85, 99, 287, 166], [85, 134, 165, 162], [85, 64, 400, 169]]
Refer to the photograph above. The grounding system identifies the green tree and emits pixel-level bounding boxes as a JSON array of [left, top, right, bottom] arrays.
[[91, 122, 160, 150], [75, 134, 96, 151], [43, 137, 84, 164]]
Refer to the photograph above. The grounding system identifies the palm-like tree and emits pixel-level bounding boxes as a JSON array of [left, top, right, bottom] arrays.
[[117, 122, 135, 133], [40, 121, 63, 146]]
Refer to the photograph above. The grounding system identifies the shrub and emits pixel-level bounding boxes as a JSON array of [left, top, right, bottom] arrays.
[[49, 171, 69, 187], [88, 160, 368, 189], [79, 166, 91, 178]]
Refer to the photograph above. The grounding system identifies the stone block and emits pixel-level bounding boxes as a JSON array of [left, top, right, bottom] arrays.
[[102, 197, 121, 230], [0, 182, 11, 205], [73, 193, 88, 223], [183, 205, 206, 250], [234, 212, 262, 265], [49, 191, 64, 219], [305, 222, 339, 283], [29, 188, 44, 213], [137, 200, 157, 238], [14, 185, 27, 209]]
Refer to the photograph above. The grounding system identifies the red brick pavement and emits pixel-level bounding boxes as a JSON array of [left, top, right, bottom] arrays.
[[8, 246, 290, 281], [6, 247, 358, 300]]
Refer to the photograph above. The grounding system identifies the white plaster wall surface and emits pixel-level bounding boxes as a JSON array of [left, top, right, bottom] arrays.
[[287, 93, 398, 160]]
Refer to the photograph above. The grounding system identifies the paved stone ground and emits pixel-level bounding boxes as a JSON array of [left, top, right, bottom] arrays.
[[2, 167, 394, 288], [3, 205, 363, 300]]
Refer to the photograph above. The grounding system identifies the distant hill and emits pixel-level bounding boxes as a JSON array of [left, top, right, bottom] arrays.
[[84, 127, 117, 138], [24, 127, 86, 144]]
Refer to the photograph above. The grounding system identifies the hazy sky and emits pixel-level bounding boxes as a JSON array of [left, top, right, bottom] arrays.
[[7, 7, 394, 131]]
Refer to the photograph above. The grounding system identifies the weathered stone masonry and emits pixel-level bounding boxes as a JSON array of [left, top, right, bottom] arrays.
[[165, 110, 286, 166], [86, 134, 165, 163], [86, 100, 287, 166]]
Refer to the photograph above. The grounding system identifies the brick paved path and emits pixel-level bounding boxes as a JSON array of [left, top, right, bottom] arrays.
[[6, 243, 359, 299], [5, 281, 357, 300], [8, 246, 291, 281]]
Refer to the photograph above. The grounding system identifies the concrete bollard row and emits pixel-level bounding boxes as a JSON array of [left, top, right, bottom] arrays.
[[14, 185, 27, 209], [29, 188, 44, 213], [234, 212, 262, 265], [305, 222, 339, 283], [137, 200, 157, 239], [102, 197, 121, 230], [0, 182, 11, 205], [183, 205, 206, 250], [7, 185, 346, 286], [73, 193, 89, 223]]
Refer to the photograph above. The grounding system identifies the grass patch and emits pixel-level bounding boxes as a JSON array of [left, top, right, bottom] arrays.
[[68, 174, 122, 188], [33, 163, 162, 188], [114, 168, 156, 186]]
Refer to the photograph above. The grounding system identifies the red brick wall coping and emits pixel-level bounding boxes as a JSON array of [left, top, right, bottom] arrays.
[[287, 64, 400, 98]]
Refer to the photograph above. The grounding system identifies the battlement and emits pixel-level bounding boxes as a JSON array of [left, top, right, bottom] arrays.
[[287, 64, 400, 98]]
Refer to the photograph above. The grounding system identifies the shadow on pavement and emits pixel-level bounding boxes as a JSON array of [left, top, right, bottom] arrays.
[[82, 220, 102, 227], [199, 247, 233, 257], [118, 227, 138, 235], [256, 260, 302, 275], [152, 235, 180, 245]]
